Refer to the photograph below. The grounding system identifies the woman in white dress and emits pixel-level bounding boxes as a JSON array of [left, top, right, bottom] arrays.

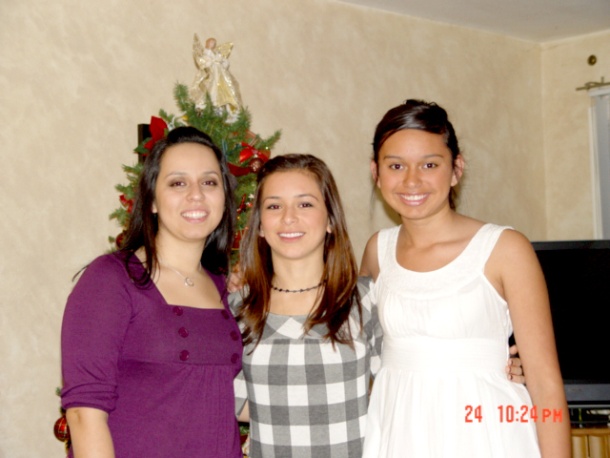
[[360, 99, 570, 457]]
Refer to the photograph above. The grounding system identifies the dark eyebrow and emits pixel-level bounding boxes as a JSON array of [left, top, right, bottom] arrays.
[[262, 193, 320, 203], [163, 170, 221, 178], [381, 154, 444, 161]]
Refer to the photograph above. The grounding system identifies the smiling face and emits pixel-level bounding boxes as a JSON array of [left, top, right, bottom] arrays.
[[373, 129, 464, 222], [153, 142, 225, 248], [258, 170, 330, 264]]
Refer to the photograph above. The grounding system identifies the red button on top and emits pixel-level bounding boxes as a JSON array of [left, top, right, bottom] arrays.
[[173, 306, 184, 316]]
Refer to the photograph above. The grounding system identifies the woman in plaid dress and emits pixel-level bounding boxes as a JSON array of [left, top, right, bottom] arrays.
[[232, 154, 383, 458]]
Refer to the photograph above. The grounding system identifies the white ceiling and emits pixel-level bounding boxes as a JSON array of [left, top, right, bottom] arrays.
[[338, 0, 610, 42]]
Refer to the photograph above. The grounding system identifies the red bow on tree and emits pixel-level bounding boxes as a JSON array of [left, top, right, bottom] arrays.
[[119, 194, 134, 213], [143, 116, 168, 153]]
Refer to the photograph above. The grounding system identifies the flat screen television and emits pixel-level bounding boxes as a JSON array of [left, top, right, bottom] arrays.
[[530, 239, 610, 409]]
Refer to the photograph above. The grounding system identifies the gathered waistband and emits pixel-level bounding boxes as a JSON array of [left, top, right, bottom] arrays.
[[381, 337, 507, 374]]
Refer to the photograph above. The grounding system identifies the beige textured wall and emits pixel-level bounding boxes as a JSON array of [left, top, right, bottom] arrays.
[[542, 31, 610, 240], [0, 0, 602, 456]]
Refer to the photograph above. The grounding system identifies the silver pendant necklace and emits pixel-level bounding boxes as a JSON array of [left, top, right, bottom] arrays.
[[160, 262, 201, 287]]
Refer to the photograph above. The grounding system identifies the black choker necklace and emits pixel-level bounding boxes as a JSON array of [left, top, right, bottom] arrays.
[[271, 282, 323, 293]]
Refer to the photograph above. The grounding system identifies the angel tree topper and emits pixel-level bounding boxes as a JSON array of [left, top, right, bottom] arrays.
[[189, 34, 243, 122]]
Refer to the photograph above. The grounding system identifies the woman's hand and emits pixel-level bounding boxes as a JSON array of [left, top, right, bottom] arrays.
[[506, 344, 525, 384], [228, 263, 244, 293]]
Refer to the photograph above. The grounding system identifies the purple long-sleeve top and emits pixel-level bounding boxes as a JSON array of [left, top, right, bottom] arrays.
[[61, 252, 243, 457]]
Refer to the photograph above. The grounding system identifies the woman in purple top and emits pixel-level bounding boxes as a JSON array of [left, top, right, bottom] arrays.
[[61, 126, 243, 457]]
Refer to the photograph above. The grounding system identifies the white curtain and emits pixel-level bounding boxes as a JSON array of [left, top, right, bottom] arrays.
[[590, 88, 610, 238]]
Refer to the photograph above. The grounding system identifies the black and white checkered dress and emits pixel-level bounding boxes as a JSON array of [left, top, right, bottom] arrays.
[[232, 277, 382, 458]]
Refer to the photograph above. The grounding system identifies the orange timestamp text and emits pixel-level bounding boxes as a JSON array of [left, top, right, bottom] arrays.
[[465, 405, 563, 423]]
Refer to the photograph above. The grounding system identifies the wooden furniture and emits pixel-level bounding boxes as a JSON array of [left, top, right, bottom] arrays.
[[572, 428, 610, 458]]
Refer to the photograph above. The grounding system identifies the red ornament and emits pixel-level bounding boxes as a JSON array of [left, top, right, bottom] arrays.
[[54, 415, 70, 442], [249, 158, 263, 173], [228, 143, 270, 177], [236, 194, 248, 215], [115, 231, 126, 249], [232, 230, 243, 250]]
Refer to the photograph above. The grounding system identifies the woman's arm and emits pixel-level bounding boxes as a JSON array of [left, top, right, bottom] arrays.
[[359, 232, 380, 280], [358, 277, 383, 381], [490, 230, 571, 457], [237, 401, 250, 423], [66, 407, 115, 458], [61, 255, 131, 457]]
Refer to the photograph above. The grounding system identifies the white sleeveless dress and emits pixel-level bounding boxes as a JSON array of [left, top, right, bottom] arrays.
[[362, 224, 541, 458]]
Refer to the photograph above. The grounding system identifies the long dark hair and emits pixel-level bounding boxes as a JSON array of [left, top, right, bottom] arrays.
[[119, 126, 236, 282], [373, 99, 462, 209], [237, 154, 362, 348]]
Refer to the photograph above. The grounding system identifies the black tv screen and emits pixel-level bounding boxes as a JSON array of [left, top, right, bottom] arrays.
[[531, 240, 610, 406]]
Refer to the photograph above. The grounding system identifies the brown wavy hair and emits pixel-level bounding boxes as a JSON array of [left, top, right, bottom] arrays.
[[237, 154, 362, 348]]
